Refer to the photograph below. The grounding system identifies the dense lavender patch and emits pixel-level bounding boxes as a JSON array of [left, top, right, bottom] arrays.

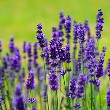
[[0, 8, 110, 110]]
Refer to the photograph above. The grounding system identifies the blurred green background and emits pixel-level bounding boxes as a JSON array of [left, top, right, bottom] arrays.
[[0, 0, 110, 57]]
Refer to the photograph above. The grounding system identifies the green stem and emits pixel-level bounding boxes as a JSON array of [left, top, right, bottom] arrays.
[[99, 88, 102, 110], [90, 79, 93, 110], [56, 91, 58, 110]]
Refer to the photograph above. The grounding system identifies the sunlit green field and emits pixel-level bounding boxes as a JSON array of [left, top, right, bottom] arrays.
[[0, 0, 110, 109]]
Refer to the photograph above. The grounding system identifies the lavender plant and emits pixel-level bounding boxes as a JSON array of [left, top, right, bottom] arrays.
[[0, 8, 110, 110]]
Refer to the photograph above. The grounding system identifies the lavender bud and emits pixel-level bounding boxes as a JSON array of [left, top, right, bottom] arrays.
[[0, 40, 2, 52], [74, 103, 81, 109], [27, 97, 36, 103], [22, 41, 27, 53], [8, 35, 15, 53]]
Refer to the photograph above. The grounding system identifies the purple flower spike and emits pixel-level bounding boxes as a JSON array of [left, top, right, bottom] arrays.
[[65, 15, 71, 34], [13, 83, 25, 110], [76, 86, 84, 98], [9, 35, 15, 53], [77, 23, 85, 43], [107, 59, 110, 76], [106, 88, 110, 107], [59, 10, 65, 25], [95, 52, 105, 78], [48, 72, 59, 91], [84, 19, 91, 38], [78, 73, 86, 85], [0, 40, 2, 52], [67, 78, 76, 99], [24, 69, 35, 90], [26, 43, 32, 58], [22, 41, 27, 53], [41, 84, 47, 102], [2, 56, 8, 69], [36, 23, 46, 48], [89, 78, 100, 87], [95, 8, 104, 39], [10, 55, 20, 70], [73, 20, 78, 44]]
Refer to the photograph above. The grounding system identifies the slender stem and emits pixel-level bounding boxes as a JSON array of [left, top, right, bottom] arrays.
[[90, 80, 93, 110], [56, 91, 58, 110], [99, 88, 102, 110], [93, 76, 96, 110], [1, 85, 7, 110], [47, 92, 49, 110]]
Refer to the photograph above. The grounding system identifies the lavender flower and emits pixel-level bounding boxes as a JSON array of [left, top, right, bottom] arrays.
[[65, 15, 71, 32], [65, 44, 71, 63], [0, 40, 2, 52], [14, 47, 21, 61], [67, 78, 76, 99], [24, 69, 35, 90], [73, 20, 78, 44], [106, 88, 110, 107], [95, 52, 105, 78], [0, 95, 2, 106], [36, 66, 44, 87], [64, 15, 71, 44], [74, 103, 81, 109], [89, 78, 100, 87], [58, 10, 65, 28], [78, 73, 86, 85], [43, 46, 50, 66], [76, 85, 84, 98], [84, 38, 95, 60], [77, 23, 85, 43], [41, 84, 47, 102], [48, 72, 59, 91], [51, 27, 59, 39], [27, 97, 36, 103], [22, 41, 27, 53], [13, 83, 25, 110], [59, 69, 66, 76], [33, 42, 38, 67], [107, 59, 110, 76], [95, 8, 104, 39], [36, 23, 46, 48], [10, 55, 20, 70], [20, 68, 25, 82], [58, 47, 66, 62], [26, 43, 32, 58], [8, 35, 15, 53], [84, 19, 91, 38], [2, 56, 8, 69]]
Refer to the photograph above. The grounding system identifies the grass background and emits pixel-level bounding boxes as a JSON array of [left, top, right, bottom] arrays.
[[0, 0, 110, 109]]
